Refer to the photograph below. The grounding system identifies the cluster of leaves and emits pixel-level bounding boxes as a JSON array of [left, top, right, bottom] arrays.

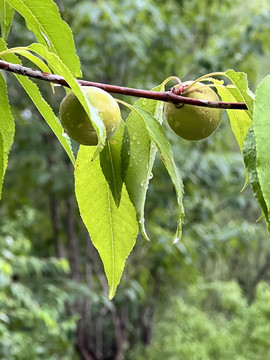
[[0, 0, 270, 300], [0, 208, 77, 360], [129, 281, 270, 360]]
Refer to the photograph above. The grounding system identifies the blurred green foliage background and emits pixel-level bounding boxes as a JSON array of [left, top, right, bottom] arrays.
[[1, 0, 270, 359]]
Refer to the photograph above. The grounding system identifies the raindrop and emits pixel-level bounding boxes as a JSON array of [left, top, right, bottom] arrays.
[[22, 109, 32, 120], [41, 31, 51, 47], [62, 131, 69, 138], [173, 236, 180, 244]]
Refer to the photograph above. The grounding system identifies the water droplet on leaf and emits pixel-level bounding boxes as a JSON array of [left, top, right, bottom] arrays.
[[62, 131, 69, 138]]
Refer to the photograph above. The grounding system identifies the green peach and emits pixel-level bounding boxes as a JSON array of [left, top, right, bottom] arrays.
[[60, 86, 121, 145], [164, 81, 222, 141]]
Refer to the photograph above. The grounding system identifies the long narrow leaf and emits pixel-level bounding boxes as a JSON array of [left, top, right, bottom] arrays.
[[225, 69, 254, 114], [243, 126, 269, 227], [75, 146, 138, 299], [0, 1, 14, 41], [0, 132, 4, 197], [216, 84, 252, 151], [6, 0, 81, 77], [123, 84, 165, 240], [0, 72, 15, 199], [132, 106, 184, 243], [253, 75, 270, 226]]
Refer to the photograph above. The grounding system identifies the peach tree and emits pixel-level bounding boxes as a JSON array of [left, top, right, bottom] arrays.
[[0, 0, 269, 299]]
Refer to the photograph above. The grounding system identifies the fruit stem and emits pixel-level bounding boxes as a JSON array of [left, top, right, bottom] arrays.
[[183, 72, 225, 93], [116, 99, 134, 112], [161, 76, 184, 92]]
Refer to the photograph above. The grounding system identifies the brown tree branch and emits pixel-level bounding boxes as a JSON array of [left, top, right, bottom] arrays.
[[0, 59, 248, 110]]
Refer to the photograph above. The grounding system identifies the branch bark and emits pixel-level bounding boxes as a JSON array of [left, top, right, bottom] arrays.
[[0, 59, 248, 110]]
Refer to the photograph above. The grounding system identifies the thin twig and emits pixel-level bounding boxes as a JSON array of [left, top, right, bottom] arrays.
[[0, 59, 248, 110]]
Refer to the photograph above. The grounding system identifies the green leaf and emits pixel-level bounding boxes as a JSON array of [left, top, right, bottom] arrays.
[[213, 71, 254, 151], [225, 69, 254, 114], [28, 43, 106, 148], [0, 39, 75, 164], [215, 84, 252, 152], [0, 131, 5, 198], [124, 84, 165, 240], [253, 75, 270, 225], [0, 1, 14, 41], [100, 121, 125, 207], [132, 106, 184, 243], [243, 126, 269, 226], [0, 72, 15, 199], [75, 146, 138, 299], [6, 0, 81, 77]]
